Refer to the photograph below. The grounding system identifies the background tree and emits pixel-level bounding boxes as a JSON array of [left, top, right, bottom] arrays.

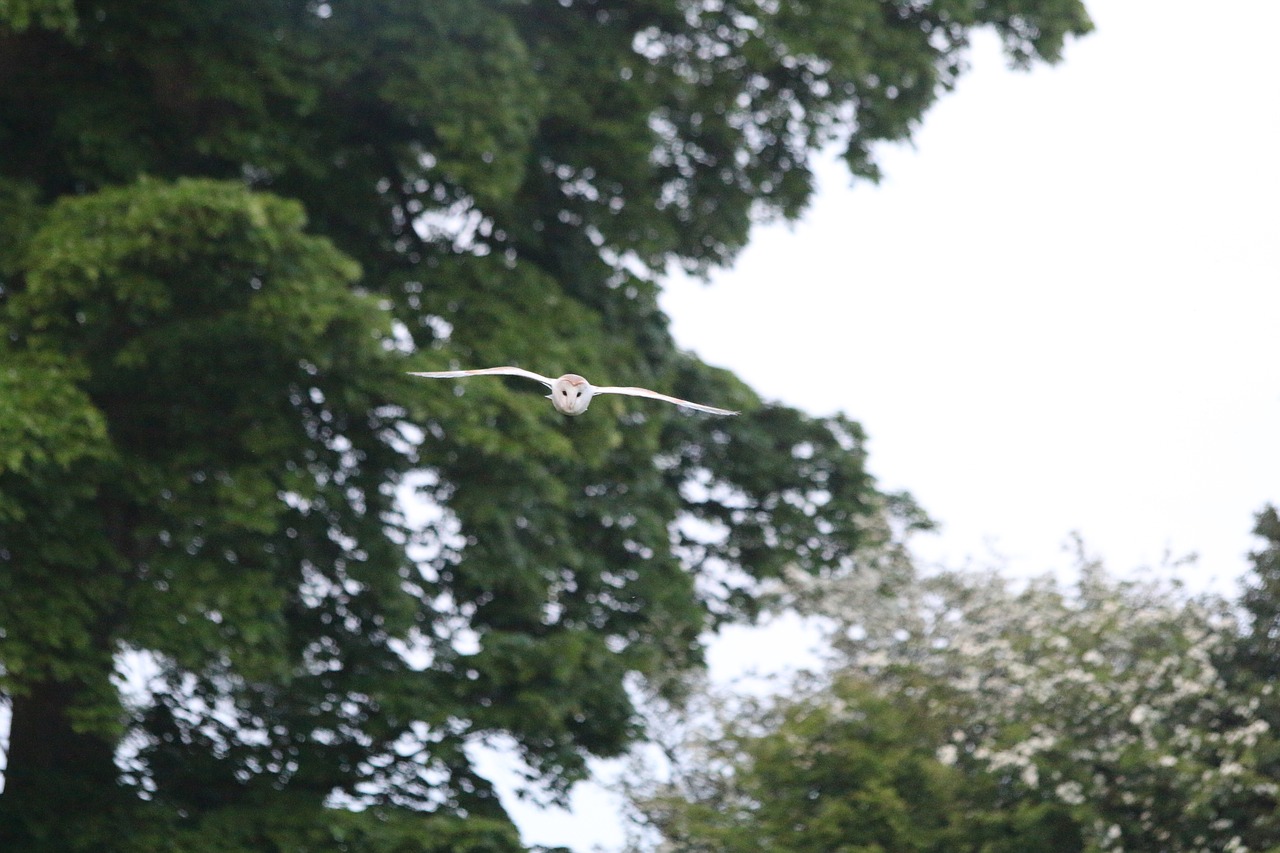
[[632, 547, 1280, 853], [1, 0, 1091, 849], [1222, 505, 1280, 851], [1235, 506, 1280, 676], [626, 677, 1083, 853], [817, 548, 1280, 852]]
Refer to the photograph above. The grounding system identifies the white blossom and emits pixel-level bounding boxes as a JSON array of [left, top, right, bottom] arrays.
[[787, 546, 1277, 853], [1021, 763, 1039, 787], [1056, 780, 1086, 805]]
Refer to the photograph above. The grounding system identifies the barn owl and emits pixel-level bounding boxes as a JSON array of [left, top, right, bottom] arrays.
[[409, 366, 738, 416]]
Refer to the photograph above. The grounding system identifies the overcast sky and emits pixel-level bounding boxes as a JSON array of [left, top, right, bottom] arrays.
[[507, 0, 1280, 849]]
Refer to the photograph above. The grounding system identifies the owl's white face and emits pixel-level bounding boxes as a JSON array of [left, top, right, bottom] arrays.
[[549, 374, 594, 415]]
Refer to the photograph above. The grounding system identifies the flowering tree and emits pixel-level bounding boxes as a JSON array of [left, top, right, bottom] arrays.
[[625, 675, 1083, 853], [802, 549, 1278, 852], [632, 543, 1280, 852]]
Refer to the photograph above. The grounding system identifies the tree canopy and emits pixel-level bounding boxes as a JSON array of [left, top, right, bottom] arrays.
[[630, 536, 1280, 853], [1, 0, 1091, 849]]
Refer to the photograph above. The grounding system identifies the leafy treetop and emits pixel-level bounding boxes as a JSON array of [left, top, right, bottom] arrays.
[[0, 0, 1091, 849]]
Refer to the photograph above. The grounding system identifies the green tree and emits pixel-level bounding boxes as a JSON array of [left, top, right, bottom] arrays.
[[1, 0, 1091, 849], [632, 550, 1280, 853], [1236, 506, 1280, 675], [627, 678, 1081, 853], [1223, 505, 1280, 851], [787, 548, 1276, 853]]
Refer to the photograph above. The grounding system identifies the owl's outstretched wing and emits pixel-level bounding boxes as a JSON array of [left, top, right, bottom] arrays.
[[593, 385, 738, 416], [409, 366, 556, 389]]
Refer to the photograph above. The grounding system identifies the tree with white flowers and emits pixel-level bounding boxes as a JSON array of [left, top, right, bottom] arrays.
[[631, 540, 1280, 852]]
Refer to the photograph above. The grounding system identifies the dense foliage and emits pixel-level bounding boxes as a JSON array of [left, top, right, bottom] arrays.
[[628, 675, 1087, 852], [1, 0, 1090, 849], [1224, 506, 1280, 851], [631, 527, 1280, 853]]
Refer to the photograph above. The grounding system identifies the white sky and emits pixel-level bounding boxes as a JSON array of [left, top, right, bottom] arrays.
[[506, 0, 1280, 849]]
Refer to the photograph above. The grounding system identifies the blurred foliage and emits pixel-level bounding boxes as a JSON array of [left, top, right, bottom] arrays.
[[1222, 505, 1280, 852], [629, 678, 1082, 852], [0, 0, 77, 33], [631, 539, 1280, 853], [1, 0, 1090, 849]]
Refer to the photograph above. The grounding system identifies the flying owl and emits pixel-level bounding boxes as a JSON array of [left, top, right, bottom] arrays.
[[409, 366, 737, 416]]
